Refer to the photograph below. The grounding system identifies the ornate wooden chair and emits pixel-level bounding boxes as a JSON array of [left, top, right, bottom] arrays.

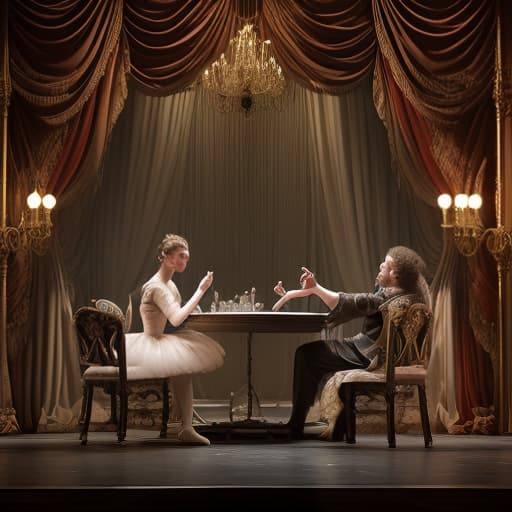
[[74, 303, 170, 445], [83, 299, 131, 425], [337, 301, 433, 448]]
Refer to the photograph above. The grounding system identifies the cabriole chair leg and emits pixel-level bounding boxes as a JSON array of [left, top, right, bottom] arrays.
[[417, 385, 433, 447], [80, 383, 94, 446], [386, 392, 396, 448]]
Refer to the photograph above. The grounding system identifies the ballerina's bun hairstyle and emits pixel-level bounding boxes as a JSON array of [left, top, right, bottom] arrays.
[[157, 234, 189, 262]]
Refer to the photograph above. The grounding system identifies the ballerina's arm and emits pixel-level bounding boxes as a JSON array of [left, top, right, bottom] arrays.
[[154, 271, 214, 327]]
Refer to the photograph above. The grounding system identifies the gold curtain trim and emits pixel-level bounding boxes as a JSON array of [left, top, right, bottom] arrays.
[[10, 0, 124, 126], [428, 121, 486, 194], [469, 291, 497, 369], [373, 1, 494, 125], [106, 35, 130, 137], [373, 9, 428, 121], [372, 53, 401, 180], [33, 125, 69, 189]]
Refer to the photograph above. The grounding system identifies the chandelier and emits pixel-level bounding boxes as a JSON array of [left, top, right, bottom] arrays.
[[202, 23, 286, 114]]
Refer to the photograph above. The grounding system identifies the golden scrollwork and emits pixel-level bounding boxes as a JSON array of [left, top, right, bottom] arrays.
[[452, 226, 484, 257], [484, 226, 512, 273], [0, 226, 21, 255]]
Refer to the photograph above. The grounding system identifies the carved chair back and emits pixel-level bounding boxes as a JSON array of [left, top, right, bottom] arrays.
[[383, 300, 432, 393], [74, 306, 127, 382]]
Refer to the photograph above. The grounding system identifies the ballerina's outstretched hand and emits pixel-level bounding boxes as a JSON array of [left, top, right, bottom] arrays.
[[198, 271, 214, 293]]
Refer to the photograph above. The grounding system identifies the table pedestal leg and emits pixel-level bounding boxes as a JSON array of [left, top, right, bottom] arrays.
[[247, 331, 253, 420]]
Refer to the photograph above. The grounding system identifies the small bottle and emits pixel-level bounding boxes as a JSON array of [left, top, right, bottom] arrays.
[[242, 291, 251, 311], [250, 287, 256, 311]]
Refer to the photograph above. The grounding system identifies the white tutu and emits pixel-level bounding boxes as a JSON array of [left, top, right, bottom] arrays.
[[125, 328, 225, 379], [124, 274, 225, 379]]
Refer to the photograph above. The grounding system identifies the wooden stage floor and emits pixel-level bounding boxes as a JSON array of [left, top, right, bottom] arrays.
[[1, 427, 511, 511]]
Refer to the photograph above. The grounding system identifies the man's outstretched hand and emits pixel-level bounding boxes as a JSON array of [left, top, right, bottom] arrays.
[[272, 267, 317, 311], [299, 267, 316, 290]]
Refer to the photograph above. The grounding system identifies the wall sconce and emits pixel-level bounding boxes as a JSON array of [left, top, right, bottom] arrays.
[[438, 192, 512, 267], [0, 190, 57, 255], [19, 190, 57, 255], [437, 193, 484, 257]]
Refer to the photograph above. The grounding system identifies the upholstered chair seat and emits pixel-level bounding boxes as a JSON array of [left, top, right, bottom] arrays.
[[325, 301, 433, 448]]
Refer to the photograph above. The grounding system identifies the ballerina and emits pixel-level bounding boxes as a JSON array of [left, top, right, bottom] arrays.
[[125, 234, 225, 445]]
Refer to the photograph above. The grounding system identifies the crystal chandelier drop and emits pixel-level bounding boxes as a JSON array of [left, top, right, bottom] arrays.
[[202, 23, 286, 114]]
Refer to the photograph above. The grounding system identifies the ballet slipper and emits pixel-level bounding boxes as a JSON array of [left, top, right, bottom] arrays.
[[318, 426, 334, 441], [177, 426, 211, 445]]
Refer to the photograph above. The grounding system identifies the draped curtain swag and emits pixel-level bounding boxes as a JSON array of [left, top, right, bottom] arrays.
[[2, 0, 506, 433]]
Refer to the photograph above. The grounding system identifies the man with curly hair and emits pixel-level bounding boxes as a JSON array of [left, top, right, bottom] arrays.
[[272, 246, 431, 440]]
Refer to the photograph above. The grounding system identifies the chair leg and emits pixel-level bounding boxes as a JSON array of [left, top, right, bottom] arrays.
[[80, 383, 94, 445], [386, 391, 396, 448], [118, 383, 128, 443], [342, 384, 356, 444], [332, 407, 346, 442], [79, 382, 88, 425], [160, 379, 170, 438], [417, 385, 433, 447], [110, 384, 118, 424]]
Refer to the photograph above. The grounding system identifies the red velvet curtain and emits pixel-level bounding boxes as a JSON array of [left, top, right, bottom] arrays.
[[372, 0, 497, 424], [6, 0, 128, 431], [3, 0, 501, 430]]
